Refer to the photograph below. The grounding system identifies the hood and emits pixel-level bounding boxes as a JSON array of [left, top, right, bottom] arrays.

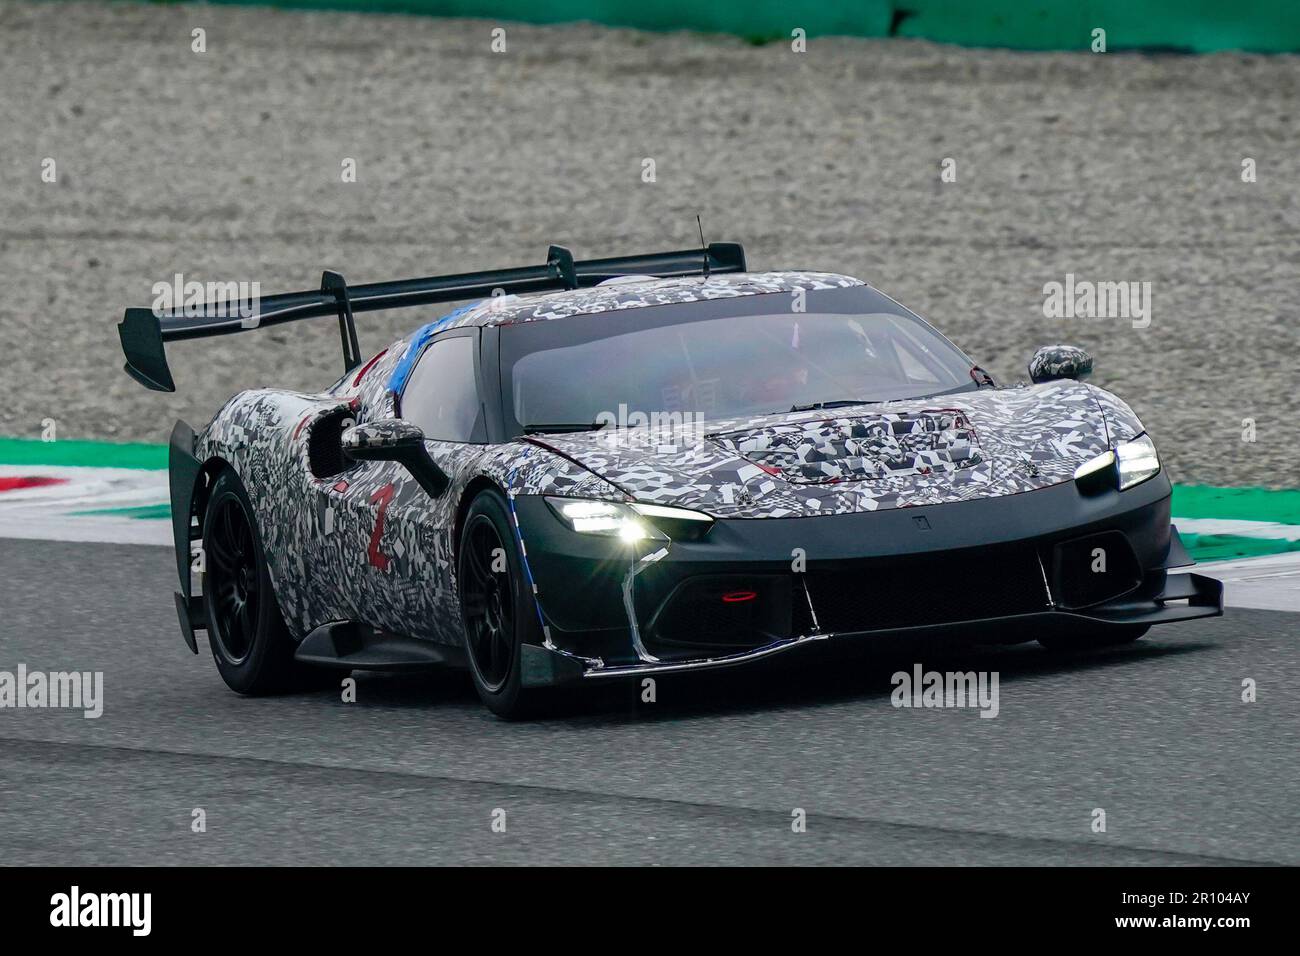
[[528, 381, 1134, 518], [708, 409, 985, 484]]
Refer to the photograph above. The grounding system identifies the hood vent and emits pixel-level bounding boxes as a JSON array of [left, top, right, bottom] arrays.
[[708, 410, 984, 484]]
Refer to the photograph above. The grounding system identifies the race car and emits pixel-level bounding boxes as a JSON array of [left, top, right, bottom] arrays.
[[118, 242, 1222, 717]]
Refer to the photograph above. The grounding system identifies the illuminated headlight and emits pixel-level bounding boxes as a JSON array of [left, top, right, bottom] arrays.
[[544, 498, 713, 541], [1115, 433, 1160, 489], [545, 497, 665, 541], [1073, 434, 1160, 491], [631, 502, 715, 541]]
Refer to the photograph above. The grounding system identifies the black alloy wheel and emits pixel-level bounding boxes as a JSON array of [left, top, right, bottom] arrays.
[[458, 490, 549, 718], [461, 512, 516, 692], [206, 494, 260, 664]]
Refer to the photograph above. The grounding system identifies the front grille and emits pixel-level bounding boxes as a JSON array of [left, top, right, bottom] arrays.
[[802, 545, 1049, 633], [644, 545, 1055, 653], [646, 575, 793, 658], [656, 593, 759, 645]]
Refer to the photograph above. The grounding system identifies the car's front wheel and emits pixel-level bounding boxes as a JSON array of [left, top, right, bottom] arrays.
[[458, 489, 547, 719]]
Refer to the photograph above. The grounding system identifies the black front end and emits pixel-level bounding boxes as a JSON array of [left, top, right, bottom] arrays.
[[512, 471, 1223, 683]]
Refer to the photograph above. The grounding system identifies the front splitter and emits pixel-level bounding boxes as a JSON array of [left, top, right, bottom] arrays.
[[519, 570, 1224, 686]]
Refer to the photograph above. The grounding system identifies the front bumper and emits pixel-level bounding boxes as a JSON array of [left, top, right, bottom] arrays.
[[512, 472, 1224, 686]]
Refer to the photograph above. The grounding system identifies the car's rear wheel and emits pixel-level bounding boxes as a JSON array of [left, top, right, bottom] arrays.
[[202, 469, 311, 694], [1037, 625, 1149, 651], [458, 489, 546, 719]]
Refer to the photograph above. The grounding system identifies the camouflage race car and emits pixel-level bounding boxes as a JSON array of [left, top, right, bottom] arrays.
[[118, 242, 1222, 717]]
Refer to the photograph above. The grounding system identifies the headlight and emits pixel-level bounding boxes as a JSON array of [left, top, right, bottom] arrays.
[[545, 497, 664, 541], [630, 501, 715, 541], [1115, 433, 1160, 489], [544, 497, 713, 541], [1073, 434, 1160, 492]]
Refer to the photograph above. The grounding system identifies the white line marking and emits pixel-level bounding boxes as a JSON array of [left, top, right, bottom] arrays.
[[0, 465, 170, 545], [1175, 517, 1300, 541], [0, 465, 167, 510], [0, 514, 171, 546], [1201, 551, 1300, 613]]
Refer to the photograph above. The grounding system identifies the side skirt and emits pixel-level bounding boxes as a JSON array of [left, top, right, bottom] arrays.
[[294, 621, 467, 671]]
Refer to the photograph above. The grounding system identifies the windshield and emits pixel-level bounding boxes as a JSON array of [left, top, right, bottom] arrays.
[[501, 286, 976, 432]]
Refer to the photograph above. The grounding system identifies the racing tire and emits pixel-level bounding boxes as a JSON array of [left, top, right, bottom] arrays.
[[1037, 625, 1150, 652], [201, 468, 313, 694], [458, 489, 548, 719]]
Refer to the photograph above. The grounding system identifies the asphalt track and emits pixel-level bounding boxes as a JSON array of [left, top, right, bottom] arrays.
[[1, 537, 1296, 865]]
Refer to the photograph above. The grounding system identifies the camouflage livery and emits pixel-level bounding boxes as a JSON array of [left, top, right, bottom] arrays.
[[188, 271, 1157, 662], [408, 270, 865, 329], [1028, 343, 1094, 383]]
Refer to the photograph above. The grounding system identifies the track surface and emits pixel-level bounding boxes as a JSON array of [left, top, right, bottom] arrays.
[[1, 537, 1295, 865]]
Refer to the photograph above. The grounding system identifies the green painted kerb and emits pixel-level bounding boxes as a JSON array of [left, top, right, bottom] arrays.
[[1175, 533, 1300, 563], [1170, 484, 1300, 561], [0, 437, 167, 470], [71, 503, 173, 520], [186, 0, 1300, 53], [1170, 484, 1300, 525]]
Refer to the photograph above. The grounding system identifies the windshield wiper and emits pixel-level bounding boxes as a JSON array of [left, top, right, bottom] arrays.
[[786, 399, 880, 413], [522, 421, 610, 434]]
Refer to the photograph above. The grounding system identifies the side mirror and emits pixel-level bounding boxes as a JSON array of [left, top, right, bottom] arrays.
[[1028, 344, 1093, 384], [341, 419, 450, 497]]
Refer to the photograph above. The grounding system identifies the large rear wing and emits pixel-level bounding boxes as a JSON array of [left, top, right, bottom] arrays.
[[117, 241, 746, 391]]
